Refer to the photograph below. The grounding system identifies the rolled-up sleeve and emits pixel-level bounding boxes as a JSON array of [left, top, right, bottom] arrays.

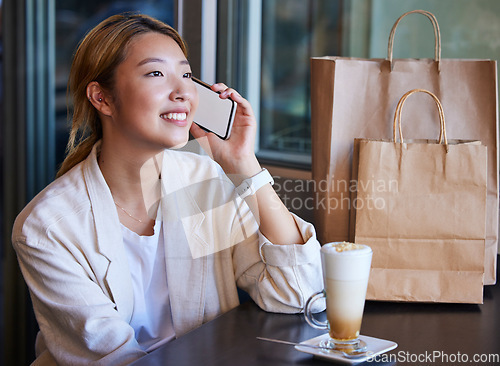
[[233, 213, 325, 314]]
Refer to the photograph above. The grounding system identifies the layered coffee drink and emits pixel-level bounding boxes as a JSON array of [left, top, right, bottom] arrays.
[[322, 242, 372, 341], [304, 242, 372, 350]]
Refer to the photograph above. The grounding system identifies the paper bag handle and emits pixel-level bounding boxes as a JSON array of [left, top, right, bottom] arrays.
[[387, 10, 441, 72], [393, 89, 448, 149]]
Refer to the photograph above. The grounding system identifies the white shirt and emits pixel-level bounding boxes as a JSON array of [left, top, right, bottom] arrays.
[[122, 216, 175, 352]]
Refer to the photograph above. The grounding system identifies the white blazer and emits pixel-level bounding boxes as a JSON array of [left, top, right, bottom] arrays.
[[12, 143, 324, 365]]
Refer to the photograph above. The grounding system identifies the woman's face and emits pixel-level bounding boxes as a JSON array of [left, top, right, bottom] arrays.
[[104, 31, 198, 151]]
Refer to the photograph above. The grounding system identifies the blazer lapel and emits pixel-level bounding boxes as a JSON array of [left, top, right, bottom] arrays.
[[161, 152, 211, 337], [83, 144, 134, 322]]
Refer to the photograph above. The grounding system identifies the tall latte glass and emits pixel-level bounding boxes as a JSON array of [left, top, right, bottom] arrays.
[[304, 242, 372, 351]]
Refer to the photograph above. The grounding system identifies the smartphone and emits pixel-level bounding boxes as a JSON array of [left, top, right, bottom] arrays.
[[193, 77, 237, 140]]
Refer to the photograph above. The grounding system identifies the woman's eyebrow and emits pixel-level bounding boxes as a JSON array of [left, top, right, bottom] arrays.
[[137, 58, 190, 67], [137, 57, 166, 66]]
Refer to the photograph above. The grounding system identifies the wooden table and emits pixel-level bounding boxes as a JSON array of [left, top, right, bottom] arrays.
[[131, 261, 500, 365]]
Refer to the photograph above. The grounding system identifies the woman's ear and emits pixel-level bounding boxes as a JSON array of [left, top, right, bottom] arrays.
[[87, 82, 112, 116]]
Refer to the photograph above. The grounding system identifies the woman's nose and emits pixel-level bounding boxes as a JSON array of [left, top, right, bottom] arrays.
[[170, 79, 194, 101]]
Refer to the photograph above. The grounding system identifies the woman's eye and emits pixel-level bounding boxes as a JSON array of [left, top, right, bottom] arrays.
[[148, 71, 164, 77], [183, 72, 193, 79]]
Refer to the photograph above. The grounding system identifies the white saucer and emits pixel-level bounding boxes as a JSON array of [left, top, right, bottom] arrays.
[[295, 334, 397, 364]]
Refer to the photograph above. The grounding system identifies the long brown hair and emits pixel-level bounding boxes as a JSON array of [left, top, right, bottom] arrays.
[[56, 13, 187, 178]]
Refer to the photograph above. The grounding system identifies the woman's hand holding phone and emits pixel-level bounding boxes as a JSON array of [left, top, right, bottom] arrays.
[[190, 82, 262, 181], [190, 81, 305, 246]]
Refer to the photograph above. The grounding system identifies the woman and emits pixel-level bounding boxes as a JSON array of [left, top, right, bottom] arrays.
[[12, 13, 323, 365]]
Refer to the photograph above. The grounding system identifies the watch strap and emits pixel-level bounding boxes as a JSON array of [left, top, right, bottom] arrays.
[[235, 168, 274, 199]]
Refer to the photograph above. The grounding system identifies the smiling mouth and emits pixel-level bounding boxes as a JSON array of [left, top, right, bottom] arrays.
[[160, 112, 188, 121]]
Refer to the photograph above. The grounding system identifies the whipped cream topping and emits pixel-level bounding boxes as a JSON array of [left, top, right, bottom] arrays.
[[321, 242, 372, 281], [322, 242, 372, 255]]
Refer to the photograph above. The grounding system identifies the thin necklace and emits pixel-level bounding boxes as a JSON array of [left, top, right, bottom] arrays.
[[114, 201, 144, 223]]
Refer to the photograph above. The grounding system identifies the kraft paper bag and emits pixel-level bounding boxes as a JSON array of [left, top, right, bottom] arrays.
[[310, 10, 498, 285], [353, 89, 487, 304]]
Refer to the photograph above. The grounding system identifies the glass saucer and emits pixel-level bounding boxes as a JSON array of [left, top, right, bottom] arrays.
[[295, 334, 398, 365]]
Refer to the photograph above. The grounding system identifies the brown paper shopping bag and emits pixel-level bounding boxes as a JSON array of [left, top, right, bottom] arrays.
[[353, 89, 487, 303], [310, 10, 498, 285]]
